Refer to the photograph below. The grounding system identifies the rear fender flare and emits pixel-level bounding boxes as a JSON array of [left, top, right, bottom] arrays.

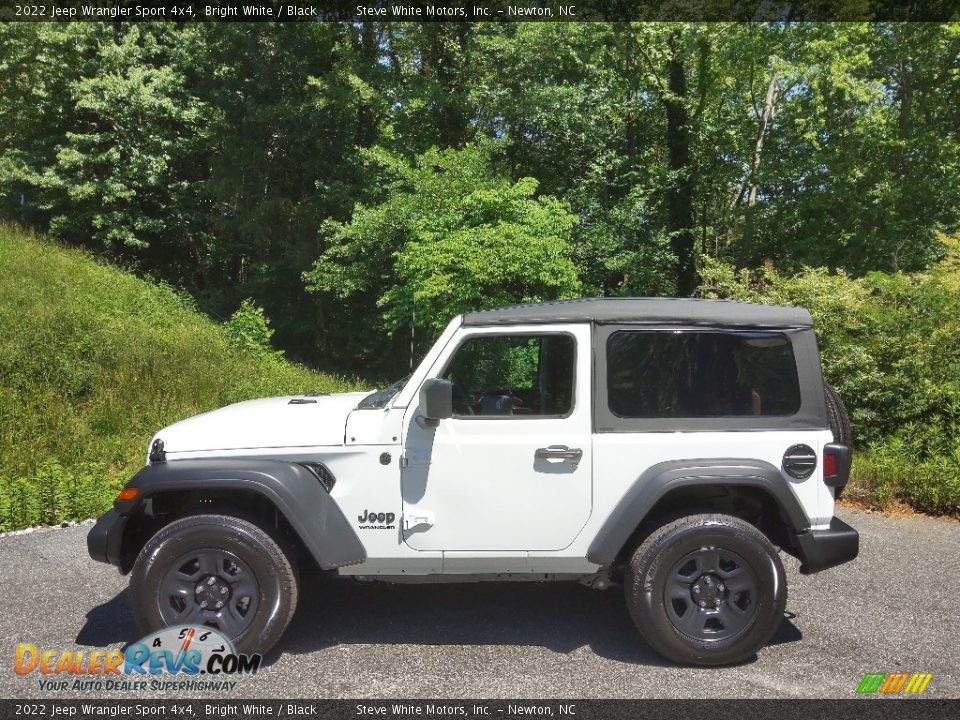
[[586, 459, 810, 566]]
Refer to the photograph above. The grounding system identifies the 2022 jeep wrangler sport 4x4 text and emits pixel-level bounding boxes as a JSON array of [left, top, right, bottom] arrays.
[[89, 298, 858, 666]]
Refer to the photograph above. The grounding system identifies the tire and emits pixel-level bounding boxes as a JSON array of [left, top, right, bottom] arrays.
[[129, 514, 298, 655], [824, 385, 853, 499], [824, 384, 853, 449], [624, 513, 787, 666]]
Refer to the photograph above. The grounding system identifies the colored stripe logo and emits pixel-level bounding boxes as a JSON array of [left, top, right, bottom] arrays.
[[857, 672, 933, 695]]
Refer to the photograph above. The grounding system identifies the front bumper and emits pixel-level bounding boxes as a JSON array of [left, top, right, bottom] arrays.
[[87, 509, 128, 568], [795, 517, 859, 574]]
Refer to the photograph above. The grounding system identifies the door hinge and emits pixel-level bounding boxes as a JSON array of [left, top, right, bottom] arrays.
[[400, 450, 431, 469]]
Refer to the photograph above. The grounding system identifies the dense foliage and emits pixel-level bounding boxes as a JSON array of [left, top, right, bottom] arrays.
[[2, 23, 958, 377], [0, 225, 358, 531]]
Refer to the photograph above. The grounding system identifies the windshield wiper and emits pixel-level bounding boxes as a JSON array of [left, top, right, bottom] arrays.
[[357, 374, 411, 409]]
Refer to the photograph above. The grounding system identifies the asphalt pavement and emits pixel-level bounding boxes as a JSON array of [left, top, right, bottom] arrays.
[[0, 508, 956, 699]]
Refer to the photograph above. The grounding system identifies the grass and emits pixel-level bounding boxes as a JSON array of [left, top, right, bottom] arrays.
[[847, 446, 960, 517], [0, 223, 361, 531]]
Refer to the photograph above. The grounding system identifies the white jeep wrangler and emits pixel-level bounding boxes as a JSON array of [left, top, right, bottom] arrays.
[[89, 298, 858, 666]]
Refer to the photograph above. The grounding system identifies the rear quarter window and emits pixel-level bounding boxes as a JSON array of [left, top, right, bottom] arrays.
[[606, 330, 801, 418]]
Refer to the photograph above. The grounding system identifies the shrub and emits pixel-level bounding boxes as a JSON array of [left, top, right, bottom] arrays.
[[223, 299, 283, 359]]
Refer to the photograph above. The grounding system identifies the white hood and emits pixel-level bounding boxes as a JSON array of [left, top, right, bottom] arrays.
[[157, 392, 369, 454]]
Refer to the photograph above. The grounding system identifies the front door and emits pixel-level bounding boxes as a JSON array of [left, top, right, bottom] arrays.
[[400, 324, 592, 552]]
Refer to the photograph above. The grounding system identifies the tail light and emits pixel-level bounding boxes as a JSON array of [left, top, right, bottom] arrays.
[[823, 452, 837, 477], [823, 443, 851, 488]]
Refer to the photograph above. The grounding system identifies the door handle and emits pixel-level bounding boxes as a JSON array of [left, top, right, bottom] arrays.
[[535, 445, 583, 461]]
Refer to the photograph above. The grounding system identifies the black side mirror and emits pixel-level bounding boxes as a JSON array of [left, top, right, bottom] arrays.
[[420, 378, 453, 425]]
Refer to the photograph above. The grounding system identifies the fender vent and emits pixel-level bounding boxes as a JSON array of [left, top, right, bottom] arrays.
[[300, 462, 336, 492], [783, 444, 817, 479]]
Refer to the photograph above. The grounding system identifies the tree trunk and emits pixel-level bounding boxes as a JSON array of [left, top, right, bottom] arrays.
[[743, 65, 780, 249], [665, 30, 697, 296], [421, 25, 472, 147], [354, 23, 379, 147], [748, 67, 779, 209]]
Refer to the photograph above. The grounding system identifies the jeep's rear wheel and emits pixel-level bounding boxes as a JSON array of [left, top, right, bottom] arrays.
[[625, 514, 786, 666], [129, 514, 298, 655]]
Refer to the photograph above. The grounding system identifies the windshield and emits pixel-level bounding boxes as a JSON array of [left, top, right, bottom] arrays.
[[357, 374, 411, 410]]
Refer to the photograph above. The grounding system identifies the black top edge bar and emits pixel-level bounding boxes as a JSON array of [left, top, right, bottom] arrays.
[[462, 298, 814, 329], [2, 1, 958, 23], [0, 699, 956, 720]]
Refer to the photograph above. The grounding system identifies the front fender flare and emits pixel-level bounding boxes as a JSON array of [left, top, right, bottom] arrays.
[[586, 459, 810, 566], [117, 459, 366, 570]]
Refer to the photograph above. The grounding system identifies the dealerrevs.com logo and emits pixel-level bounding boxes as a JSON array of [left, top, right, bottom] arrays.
[[14, 626, 260, 693]]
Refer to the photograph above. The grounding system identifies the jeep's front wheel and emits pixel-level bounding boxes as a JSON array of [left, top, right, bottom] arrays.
[[625, 514, 786, 666], [129, 514, 298, 655]]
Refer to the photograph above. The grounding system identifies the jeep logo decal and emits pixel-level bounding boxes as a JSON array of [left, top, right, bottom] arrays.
[[358, 509, 396, 529]]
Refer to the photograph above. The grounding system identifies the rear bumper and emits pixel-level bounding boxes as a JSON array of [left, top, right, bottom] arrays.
[[87, 509, 127, 568], [795, 517, 859, 574]]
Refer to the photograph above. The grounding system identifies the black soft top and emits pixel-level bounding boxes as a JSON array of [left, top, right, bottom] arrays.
[[462, 298, 813, 329]]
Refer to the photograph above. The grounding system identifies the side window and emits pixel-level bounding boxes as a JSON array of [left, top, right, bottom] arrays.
[[606, 330, 801, 418], [442, 334, 575, 417]]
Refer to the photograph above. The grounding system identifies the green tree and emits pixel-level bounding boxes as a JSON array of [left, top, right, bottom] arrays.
[[466, 23, 678, 295], [305, 145, 580, 338], [0, 25, 106, 230], [179, 23, 392, 361], [52, 27, 204, 251], [700, 23, 960, 273]]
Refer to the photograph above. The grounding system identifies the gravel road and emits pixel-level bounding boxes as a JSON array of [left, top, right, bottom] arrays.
[[0, 508, 956, 699]]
